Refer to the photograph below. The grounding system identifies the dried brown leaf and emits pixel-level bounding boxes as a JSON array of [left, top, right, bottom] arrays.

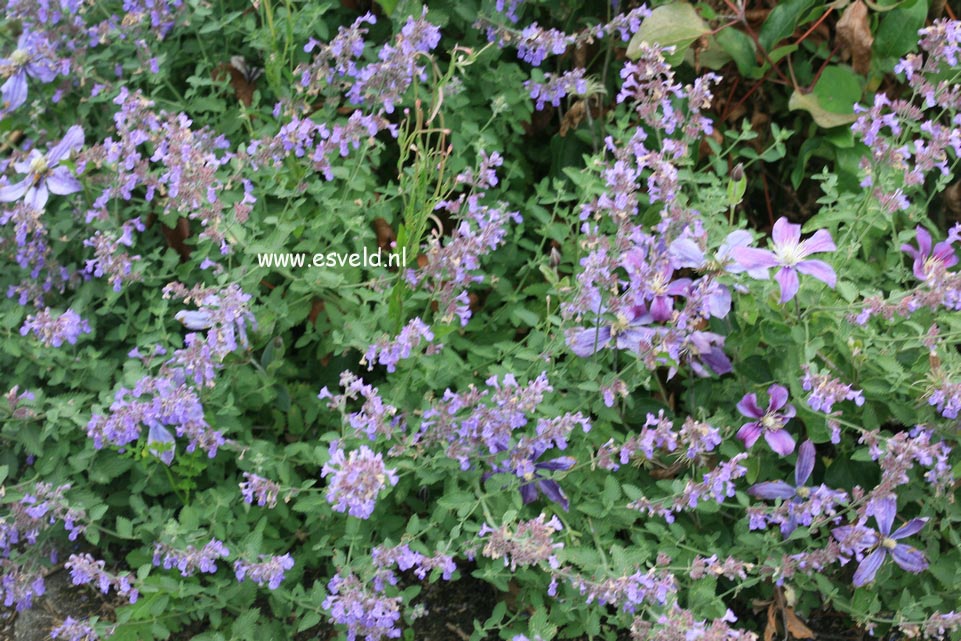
[[764, 603, 778, 641], [560, 101, 587, 137], [784, 607, 816, 639], [837, 0, 873, 74]]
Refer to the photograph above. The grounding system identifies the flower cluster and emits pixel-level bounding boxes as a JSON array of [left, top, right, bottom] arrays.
[[479, 513, 564, 571], [234, 553, 295, 590], [20, 307, 91, 347], [152, 539, 230, 577], [321, 444, 399, 519], [319, 371, 402, 442], [363, 317, 436, 373], [323, 571, 403, 641], [65, 553, 138, 603], [239, 473, 282, 509]]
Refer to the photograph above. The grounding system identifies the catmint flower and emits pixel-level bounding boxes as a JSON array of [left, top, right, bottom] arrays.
[[239, 472, 281, 508], [153, 539, 229, 576], [0, 125, 84, 209], [234, 553, 294, 590], [902, 225, 957, 281], [321, 444, 398, 519], [732, 217, 837, 303], [479, 513, 564, 570], [50, 617, 100, 641], [323, 572, 402, 641], [526, 68, 588, 110], [363, 317, 435, 373], [20, 308, 91, 347], [736, 384, 796, 456], [832, 497, 928, 586], [801, 365, 864, 413], [65, 553, 138, 603]]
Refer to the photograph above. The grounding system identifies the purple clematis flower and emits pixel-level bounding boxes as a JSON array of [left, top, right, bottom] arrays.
[[749, 440, 814, 534], [670, 230, 769, 279], [736, 384, 796, 456], [832, 497, 928, 587], [518, 454, 575, 511], [0, 125, 84, 210], [1, 33, 59, 112], [731, 217, 837, 303], [901, 226, 957, 281], [486, 451, 575, 511], [567, 304, 654, 357]]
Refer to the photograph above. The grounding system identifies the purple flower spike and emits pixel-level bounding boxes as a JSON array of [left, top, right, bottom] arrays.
[[834, 497, 928, 587], [0, 125, 84, 210], [736, 384, 796, 456], [901, 225, 957, 281], [732, 217, 837, 303]]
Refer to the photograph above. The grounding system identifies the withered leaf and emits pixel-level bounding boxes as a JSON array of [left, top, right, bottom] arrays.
[[764, 603, 777, 641], [783, 607, 816, 639], [837, 0, 873, 75]]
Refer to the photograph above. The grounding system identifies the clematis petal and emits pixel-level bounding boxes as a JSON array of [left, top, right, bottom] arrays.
[[736, 422, 763, 449], [775, 267, 800, 303], [47, 125, 85, 164], [890, 544, 928, 573], [537, 479, 570, 511], [914, 226, 933, 257], [852, 548, 887, 587], [24, 183, 48, 210], [765, 429, 796, 456], [567, 325, 612, 357], [731, 247, 779, 272], [795, 440, 816, 486], [669, 238, 706, 269], [1, 70, 28, 111], [700, 348, 732, 376], [871, 496, 897, 536], [46, 167, 82, 195], [748, 481, 796, 500], [718, 230, 754, 260], [519, 482, 538, 505], [891, 517, 928, 540], [536, 456, 576, 472], [772, 217, 801, 247], [736, 393, 764, 418], [0, 178, 30, 203], [798, 229, 836, 256], [767, 384, 789, 411], [796, 260, 837, 288], [933, 240, 957, 267]]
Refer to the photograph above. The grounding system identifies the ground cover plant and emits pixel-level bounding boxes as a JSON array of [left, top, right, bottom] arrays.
[[2, 0, 961, 639]]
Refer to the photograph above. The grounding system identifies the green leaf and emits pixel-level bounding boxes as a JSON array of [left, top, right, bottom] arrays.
[[788, 91, 858, 129], [715, 28, 757, 75], [627, 2, 710, 66], [812, 66, 863, 115], [759, 0, 816, 51], [874, 0, 928, 62]]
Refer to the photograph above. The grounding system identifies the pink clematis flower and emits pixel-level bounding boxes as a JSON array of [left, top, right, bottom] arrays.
[[732, 217, 837, 303], [736, 384, 796, 456], [901, 225, 957, 281]]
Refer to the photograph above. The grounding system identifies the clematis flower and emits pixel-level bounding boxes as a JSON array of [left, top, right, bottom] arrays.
[[901, 225, 957, 281], [517, 454, 575, 511], [832, 496, 928, 587], [736, 384, 796, 456], [731, 217, 836, 303], [0, 33, 59, 112], [749, 440, 814, 535], [670, 229, 769, 279], [0, 125, 84, 210], [566, 304, 654, 357]]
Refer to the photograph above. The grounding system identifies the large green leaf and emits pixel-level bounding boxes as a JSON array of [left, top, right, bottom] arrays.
[[627, 2, 710, 66], [758, 0, 816, 51]]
